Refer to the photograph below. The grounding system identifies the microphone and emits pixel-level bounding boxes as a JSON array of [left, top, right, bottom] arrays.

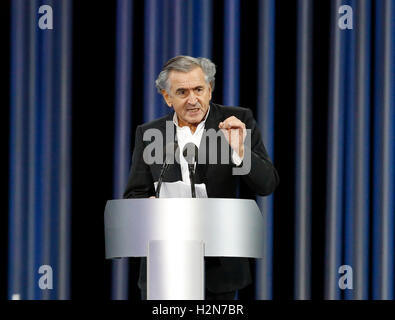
[[182, 142, 199, 198], [155, 142, 178, 198]]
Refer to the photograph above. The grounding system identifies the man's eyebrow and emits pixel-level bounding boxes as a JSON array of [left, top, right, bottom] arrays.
[[176, 86, 203, 91]]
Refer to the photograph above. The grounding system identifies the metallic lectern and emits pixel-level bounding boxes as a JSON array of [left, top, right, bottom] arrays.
[[104, 198, 264, 300]]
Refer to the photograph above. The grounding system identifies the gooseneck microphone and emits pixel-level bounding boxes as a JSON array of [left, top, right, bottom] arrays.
[[182, 142, 199, 198], [155, 142, 178, 198]]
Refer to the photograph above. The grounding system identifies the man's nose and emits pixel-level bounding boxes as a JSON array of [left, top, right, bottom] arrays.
[[187, 91, 198, 104]]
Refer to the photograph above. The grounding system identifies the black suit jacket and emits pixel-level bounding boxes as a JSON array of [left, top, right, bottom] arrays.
[[123, 102, 279, 293]]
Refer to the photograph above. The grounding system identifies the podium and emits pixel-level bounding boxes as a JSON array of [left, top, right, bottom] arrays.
[[104, 198, 264, 300]]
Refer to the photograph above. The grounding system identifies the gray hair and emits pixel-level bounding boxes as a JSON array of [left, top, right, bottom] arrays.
[[155, 55, 216, 94]]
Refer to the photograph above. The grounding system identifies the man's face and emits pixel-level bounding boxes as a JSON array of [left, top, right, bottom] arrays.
[[162, 67, 212, 129]]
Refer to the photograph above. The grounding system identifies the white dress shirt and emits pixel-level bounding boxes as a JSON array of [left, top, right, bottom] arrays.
[[173, 106, 243, 185]]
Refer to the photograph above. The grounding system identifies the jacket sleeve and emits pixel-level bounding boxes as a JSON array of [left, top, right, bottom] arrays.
[[123, 125, 155, 199], [239, 108, 279, 196]]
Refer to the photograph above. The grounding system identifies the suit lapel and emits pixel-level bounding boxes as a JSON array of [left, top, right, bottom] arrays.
[[158, 112, 182, 182], [195, 103, 222, 184]]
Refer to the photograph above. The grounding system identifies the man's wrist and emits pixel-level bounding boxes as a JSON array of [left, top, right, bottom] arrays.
[[232, 148, 244, 166]]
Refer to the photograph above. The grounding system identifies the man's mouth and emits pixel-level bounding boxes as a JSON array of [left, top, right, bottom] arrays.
[[187, 107, 200, 113]]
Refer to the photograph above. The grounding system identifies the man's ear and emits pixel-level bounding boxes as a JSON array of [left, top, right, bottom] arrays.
[[161, 90, 172, 107]]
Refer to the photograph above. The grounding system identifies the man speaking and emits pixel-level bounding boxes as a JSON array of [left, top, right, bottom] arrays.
[[123, 55, 279, 300]]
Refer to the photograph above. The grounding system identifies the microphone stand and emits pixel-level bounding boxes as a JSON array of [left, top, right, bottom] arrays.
[[182, 142, 198, 198], [155, 162, 169, 198], [188, 163, 196, 198], [155, 141, 179, 198]]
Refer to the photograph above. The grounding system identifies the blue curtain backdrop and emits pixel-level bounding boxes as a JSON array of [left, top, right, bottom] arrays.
[[8, 0, 72, 300], [6, 0, 395, 300]]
